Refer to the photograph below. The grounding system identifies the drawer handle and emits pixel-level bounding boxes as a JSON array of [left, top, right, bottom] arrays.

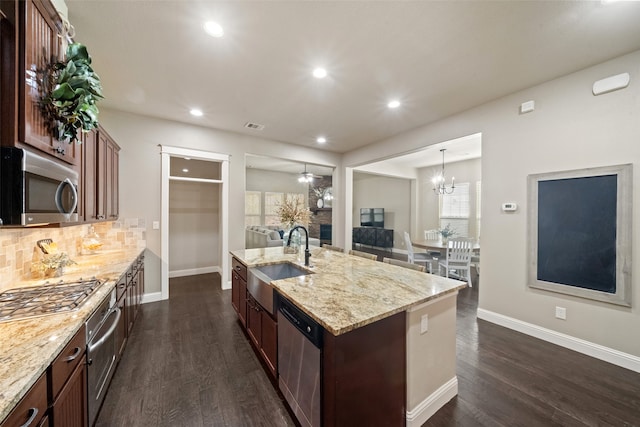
[[63, 346, 82, 363], [235, 265, 241, 270], [20, 407, 38, 427]]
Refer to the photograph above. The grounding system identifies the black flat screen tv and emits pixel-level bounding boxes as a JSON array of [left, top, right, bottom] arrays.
[[360, 208, 384, 228]]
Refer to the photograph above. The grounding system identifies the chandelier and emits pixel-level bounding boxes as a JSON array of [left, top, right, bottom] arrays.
[[298, 164, 314, 183], [432, 149, 455, 195]]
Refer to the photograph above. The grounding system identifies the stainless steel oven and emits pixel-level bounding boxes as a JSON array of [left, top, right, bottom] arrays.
[[86, 289, 120, 426]]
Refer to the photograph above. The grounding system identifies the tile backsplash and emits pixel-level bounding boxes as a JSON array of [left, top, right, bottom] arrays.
[[0, 219, 146, 288]]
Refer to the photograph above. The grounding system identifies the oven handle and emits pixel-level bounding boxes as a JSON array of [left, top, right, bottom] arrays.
[[55, 178, 78, 215], [87, 307, 121, 355]]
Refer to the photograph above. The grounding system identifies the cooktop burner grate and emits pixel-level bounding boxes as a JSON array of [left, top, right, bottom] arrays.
[[0, 278, 104, 322]]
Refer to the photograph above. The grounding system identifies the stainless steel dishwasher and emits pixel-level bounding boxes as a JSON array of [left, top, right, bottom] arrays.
[[277, 294, 323, 427]]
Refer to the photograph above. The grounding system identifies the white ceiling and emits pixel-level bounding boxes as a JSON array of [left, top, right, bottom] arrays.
[[67, 1, 640, 155]]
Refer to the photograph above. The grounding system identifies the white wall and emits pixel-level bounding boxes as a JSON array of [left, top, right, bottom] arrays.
[[417, 157, 482, 239], [98, 109, 341, 294], [169, 180, 219, 275], [343, 50, 640, 360], [352, 172, 412, 250]]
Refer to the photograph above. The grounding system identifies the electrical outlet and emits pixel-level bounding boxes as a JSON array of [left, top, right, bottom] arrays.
[[152, 221, 160, 230], [420, 314, 429, 334], [555, 306, 567, 320]]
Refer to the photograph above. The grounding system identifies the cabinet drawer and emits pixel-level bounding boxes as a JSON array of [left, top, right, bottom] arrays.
[[0, 372, 47, 427], [49, 324, 86, 400], [232, 257, 247, 281]]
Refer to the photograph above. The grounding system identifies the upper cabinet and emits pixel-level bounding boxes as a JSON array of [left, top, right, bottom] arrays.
[[0, 0, 79, 165], [81, 125, 120, 222]]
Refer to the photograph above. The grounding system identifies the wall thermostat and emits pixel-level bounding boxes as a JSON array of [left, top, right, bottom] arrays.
[[502, 202, 518, 212]]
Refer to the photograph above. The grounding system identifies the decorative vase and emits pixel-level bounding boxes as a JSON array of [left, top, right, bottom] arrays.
[[283, 225, 300, 254], [317, 198, 324, 209]]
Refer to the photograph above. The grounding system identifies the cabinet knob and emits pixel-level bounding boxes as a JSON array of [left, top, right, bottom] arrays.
[[52, 146, 66, 155]]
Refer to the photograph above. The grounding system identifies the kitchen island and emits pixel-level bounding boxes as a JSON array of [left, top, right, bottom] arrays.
[[0, 248, 144, 425], [230, 246, 466, 426]]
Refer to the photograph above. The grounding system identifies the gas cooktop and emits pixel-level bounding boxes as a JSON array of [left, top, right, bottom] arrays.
[[0, 278, 104, 322]]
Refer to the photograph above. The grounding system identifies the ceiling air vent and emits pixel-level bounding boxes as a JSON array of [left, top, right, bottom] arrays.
[[244, 122, 265, 131]]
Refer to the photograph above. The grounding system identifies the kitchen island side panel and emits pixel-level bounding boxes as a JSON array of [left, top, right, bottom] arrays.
[[323, 311, 406, 426]]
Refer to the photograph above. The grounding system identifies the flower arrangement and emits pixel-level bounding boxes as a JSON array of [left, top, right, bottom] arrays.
[[439, 224, 456, 239], [277, 195, 311, 228], [33, 252, 77, 278]]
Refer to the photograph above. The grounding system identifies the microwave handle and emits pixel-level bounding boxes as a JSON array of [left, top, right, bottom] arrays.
[[55, 178, 78, 215]]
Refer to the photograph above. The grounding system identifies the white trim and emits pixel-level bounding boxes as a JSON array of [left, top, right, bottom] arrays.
[[406, 377, 458, 426], [169, 266, 221, 278], [477, 308, 640, 373], [169, 176, 223, 184], [222, 280, 231, 290], [141, 292, 163, 304], [160, 145, 230, 302]]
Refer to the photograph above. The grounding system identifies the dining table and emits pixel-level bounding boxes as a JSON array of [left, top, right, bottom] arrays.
[[412, 239, 481, 253]]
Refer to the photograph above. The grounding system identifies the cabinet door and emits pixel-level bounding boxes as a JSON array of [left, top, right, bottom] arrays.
[[105, 138, 119, 220], [19, 0, 78, 165], [260, 311, 277, 378], [238, 278, 247, 327], [231, 271, 240, 314], [115, 293, 127, 360], [80, 129, 98, 221], [0, 372, 47, 427], [246, 296, 262, 349], [51, 355, 87, 427]]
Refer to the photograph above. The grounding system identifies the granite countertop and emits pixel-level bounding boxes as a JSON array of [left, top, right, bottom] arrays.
[[0, 248, 144, 423], [230, 246, 466, 336]]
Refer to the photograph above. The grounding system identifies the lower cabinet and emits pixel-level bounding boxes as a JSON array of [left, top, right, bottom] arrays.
[[50, 356, 87, 427], [246, 294, 278, 378], [232, 257, 277, 379], [0, 372, 48, 427]]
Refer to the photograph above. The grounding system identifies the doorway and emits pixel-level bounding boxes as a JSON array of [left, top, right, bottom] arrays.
[[160, 146, 230, 300]]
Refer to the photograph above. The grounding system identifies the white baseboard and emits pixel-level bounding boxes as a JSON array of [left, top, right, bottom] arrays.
[[141, 292, 163, 304], [406, 377, 458, 426], [168, 266, 220, 278], [221, 280, 231, 290], [477, 308, 640, 373]]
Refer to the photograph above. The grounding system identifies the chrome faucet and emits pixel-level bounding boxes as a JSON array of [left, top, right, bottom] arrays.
[[287, 225, 311, 266]]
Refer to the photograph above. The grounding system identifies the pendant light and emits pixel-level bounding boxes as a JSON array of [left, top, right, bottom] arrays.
[[432, 149, 455, 194]]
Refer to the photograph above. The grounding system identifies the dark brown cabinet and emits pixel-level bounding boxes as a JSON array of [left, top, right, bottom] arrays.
[[352, 227, 394, 250], [231, 258, 247, 327], [125, 253, 144, 334], [1, 0, 78, 164], [231, 257, 277, 379], [114, 275, 127, 361], [80, 126, 120, 222], [0, 372, 48, 427], [48, 325, 87, 427]]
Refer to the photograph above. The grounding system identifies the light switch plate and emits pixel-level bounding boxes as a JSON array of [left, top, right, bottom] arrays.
[[152, 221, 160, 230], [420, 314, 429, 334]]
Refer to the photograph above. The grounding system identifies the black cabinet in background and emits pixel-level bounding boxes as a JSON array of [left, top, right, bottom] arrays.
[[353, 227, 393, 250]]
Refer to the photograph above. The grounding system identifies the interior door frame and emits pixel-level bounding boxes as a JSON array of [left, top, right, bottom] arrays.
[[160, 145, 230, 300]]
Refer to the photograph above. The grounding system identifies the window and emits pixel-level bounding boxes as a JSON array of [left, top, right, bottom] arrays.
[[264, 192, 284, 226], [245, 191, 261, 226], [439, 182, 470, 237]]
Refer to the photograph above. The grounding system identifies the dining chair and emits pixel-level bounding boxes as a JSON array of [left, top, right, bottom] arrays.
[[438, 238, 474, 286], [348, 249, 378, 261], [423, 229, 444, 258], [382, 257, 426, 272], [403, 231, 436, 273], [424, 229, 440, 240], [323, 244, 344, 252]]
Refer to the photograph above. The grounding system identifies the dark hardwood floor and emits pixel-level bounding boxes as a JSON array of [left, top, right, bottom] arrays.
[[97, 272, 640, 427]]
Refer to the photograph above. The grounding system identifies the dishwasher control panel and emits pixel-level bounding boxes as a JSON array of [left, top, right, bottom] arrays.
[[276, 294, 323, 349]]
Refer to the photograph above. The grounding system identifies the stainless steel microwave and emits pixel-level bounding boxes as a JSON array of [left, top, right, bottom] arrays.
[[0, 147, 78, 226]]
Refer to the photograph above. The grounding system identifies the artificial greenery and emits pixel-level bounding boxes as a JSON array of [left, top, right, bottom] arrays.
[[40, 43, 103, 143]]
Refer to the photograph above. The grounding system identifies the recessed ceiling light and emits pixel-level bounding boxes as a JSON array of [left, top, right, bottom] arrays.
[[182, 168, 189, 173], [387, 100, 401, 109], [204, 21, 224, 38], [190, 108, 203, 117], [313, 68, 328, 79], [316, 136, 327, 144]]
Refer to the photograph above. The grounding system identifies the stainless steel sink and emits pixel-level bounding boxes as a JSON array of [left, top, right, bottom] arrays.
[[247, 263, 311, 315]]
